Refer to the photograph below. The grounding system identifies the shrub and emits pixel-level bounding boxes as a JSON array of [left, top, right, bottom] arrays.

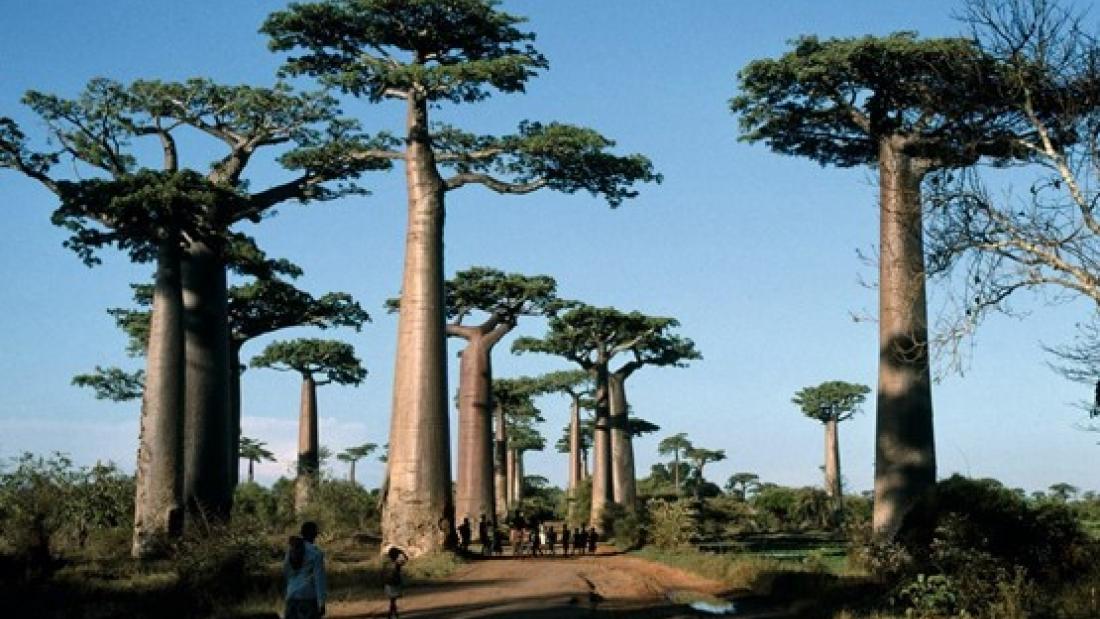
[[601, 502, 648, 549], [172, 519, 275, 612], [648, 499, 696, 549]]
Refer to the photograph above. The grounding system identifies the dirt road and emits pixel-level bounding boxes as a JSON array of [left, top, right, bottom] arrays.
[[328, 548, 750, 618]]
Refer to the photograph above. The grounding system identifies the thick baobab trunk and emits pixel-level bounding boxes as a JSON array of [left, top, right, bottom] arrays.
[[349, 459, 357, 486], [228, 342, 243, 490], [295, 375, 319, 513], [872, 140, 936, 541], [382, 96, 454, 557], [568, 397, 582, 493], [182, 239, 233, 522], [589, 362, 613, 529], [506, 448, 517, 505], [494, 405, 508, 520], [454, 337, 496, 525], [608, 374, 637, 508], [824, 418, 843, 519], [132, 239, 186, 559]]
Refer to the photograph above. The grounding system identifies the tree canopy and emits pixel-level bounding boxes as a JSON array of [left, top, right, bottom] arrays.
[[250, 339, 367, 385], [792, 381, 871, 423], [731, 32, 1029, 169]]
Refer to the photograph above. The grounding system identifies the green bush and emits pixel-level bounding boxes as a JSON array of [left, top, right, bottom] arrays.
[[601, 502, 648, 549], [648, 499, 696, 549], [172, 519, 275, 612]]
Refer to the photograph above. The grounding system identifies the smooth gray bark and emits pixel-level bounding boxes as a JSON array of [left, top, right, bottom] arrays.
[[872, 139, 936, 540], [608, 373, 637, 508], [589, 361, 613, 529], [382, 96, 454, 557], [132, 239, 185, 558], [454, 336, 496, 525], [182, 239, 233, 521], [295, 374, 319, 513]]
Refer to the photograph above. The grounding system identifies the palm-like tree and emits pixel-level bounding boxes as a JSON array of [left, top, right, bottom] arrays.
[[238, 436, 276, 483], [337, 442, 378, 485], [657, 433, 694, 495]]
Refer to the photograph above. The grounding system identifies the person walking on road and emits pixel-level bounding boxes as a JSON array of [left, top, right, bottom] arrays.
[[383, 546, 408, 619]]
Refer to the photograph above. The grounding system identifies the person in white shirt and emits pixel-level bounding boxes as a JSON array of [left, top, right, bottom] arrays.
[[285, 521, 327, 618]]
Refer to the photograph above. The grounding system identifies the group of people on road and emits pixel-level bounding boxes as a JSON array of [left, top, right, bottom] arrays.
[[285, 514, 599, 619], [455, 513, 600, 558]]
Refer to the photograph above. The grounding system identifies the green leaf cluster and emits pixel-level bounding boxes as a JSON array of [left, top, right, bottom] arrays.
[[791, 380, 871, 423], [250, 338, 367, 385], [263, 0, 546, 103]]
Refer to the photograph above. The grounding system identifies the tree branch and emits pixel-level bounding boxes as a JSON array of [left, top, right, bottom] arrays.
[[444, 172, 548, 193]]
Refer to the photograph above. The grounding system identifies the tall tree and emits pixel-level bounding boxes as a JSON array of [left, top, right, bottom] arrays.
[[514, 305, 669, 527], [337, 442, 379, 485], [238, 436, 276, 483], [732, 33, 1030, 539], [536, 370, 592, 495], [1, 79, 388, 555], [606, 318, 699, 508], [264, 0, 659, 556], [792, 381, 871, 520], [491, 376, 543, 518], [251, 339, 367, 511], [389, 267, 564, 524], [103, 248, 371, 490], [506, 420, 546, 506], [657, 433, 694, 496], [556, 417, 595, 482]]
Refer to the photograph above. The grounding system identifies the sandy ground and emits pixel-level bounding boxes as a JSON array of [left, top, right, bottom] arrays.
[[328, 547, 791, 619]]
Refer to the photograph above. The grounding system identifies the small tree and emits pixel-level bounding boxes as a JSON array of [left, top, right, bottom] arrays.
[[657, 433, 694, 496], [792, 381, 871, 521], [685, 447, 726, 499], [337, 443, 378, 486], [725, 472, 761, 500], [251, 339, 366, 512], [238, 437, 276, 484]]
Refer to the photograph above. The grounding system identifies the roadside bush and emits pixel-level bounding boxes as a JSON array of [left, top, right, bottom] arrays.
[[601, 502, 648, 549], [648, 499, 696, 549], [698, 495, 754, 538], [752, 485, 831, 531], [173, 519, 275, 612]]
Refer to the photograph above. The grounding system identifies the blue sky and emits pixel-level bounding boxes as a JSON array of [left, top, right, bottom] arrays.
[[0, 1, 1094, 496]]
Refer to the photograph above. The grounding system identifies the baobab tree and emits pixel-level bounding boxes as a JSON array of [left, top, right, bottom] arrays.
[[102, 252, 371, 489], [507, 421, 546, 506], [238, 436, 276, 483], [389, 267, 564, 524], [1, 79, 389, 555], [606, 319, 699, 508], [792, 381, 871, 521], [251, 339, 367, 511], [686, 447, 726, 499], [657, 433, 693, 496], [514, 305, 671, 527], [491, 376, 544, 516], [264, 0, 659, 555], [535, 370, 592, 495], [337, 442, 378, 486], [556, 419, 594, 481], [733, 33, 1032, 539]]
